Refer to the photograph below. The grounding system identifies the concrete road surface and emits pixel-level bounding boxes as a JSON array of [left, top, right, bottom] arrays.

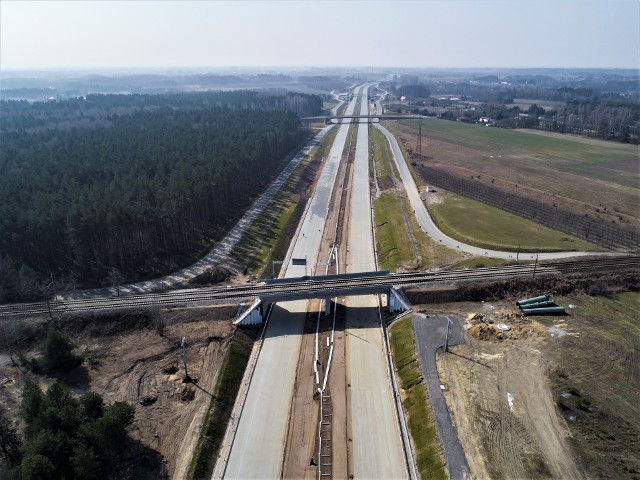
[[345, 85, 406, 478], [374, 122, 611, 260], [223, 90, 361, 479]]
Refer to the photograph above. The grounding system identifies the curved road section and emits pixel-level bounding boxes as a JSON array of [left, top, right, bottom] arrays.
[[374, 115, 613, 260]]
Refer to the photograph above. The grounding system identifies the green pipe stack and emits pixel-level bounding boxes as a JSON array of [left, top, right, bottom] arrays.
[[517, 294, 565, 315]]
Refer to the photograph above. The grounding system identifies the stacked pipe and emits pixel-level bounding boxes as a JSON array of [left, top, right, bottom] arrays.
[[517, 295, 565, 315]]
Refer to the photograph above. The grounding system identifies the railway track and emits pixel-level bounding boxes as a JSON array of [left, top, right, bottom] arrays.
[[0, 256, 637, 318]]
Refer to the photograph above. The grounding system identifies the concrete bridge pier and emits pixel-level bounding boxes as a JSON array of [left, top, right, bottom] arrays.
[[325, 298, 332, 316]]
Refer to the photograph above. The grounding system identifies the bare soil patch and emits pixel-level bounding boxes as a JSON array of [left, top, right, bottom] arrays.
[[0, 305, 239, 479], [415, 285, 639, 480]]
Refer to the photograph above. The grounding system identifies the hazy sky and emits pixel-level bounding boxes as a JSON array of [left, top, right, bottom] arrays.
[[1, 0, 638, 71]]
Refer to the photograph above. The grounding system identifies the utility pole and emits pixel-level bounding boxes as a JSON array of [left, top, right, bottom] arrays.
[[45, 298, 53, 321], [533, 254, 539, 278], [45, 274, 55, 320], [416, 117, 422, 158], [444, 317, 454, 353], [516, 244, 520, 264], [49, 272, 57, 300], [181, 337, 190, 381]]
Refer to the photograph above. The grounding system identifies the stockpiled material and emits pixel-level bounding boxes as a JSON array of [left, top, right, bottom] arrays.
[[517, 294, 565, 315], [516, 295, 549, 306]]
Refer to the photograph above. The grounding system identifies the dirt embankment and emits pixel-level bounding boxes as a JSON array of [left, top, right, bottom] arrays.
[[404, 271, 640, 305], [0, 305, 239, 479]]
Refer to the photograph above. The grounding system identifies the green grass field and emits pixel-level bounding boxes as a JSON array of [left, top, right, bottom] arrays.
[[413, 118, 637, 165], [429, 193, 600, 252], [389, 316, 447, 480], [392, 119, 640, 206]]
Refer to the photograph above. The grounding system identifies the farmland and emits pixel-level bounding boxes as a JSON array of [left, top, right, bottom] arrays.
[[385, 119, 639, 250]]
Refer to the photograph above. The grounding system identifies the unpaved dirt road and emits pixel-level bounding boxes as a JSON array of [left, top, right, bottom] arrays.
[[433, 302, 584, 480]]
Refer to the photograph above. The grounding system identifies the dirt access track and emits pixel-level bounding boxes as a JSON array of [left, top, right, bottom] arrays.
[[0, 305, 238, 479], [424, 293, 639, 480]]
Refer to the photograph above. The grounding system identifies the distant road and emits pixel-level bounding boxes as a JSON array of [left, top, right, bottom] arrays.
[[223, 89, 361, 479]]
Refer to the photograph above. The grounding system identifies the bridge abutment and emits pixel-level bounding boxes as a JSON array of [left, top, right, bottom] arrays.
[[388, 287, 412, 314]]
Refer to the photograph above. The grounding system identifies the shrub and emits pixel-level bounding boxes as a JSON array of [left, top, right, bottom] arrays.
[[38, 331, 81, 373]]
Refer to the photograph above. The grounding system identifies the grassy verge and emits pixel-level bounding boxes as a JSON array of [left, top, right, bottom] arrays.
[[371, 125, 464, 269], [374, 193, 417, 271], [428, 193, 599, 252], [187, 329, 253, 480], [389, 316, 447, 480], [381, 121, 425, 188]]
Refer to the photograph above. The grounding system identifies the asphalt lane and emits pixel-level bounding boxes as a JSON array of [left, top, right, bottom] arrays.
[[345, 85, 406, 478], [223, 91, 360, 479], [412, 315, 471, 480]]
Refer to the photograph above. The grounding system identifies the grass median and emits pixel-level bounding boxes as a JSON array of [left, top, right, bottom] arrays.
[[389, 316, 447, 480]]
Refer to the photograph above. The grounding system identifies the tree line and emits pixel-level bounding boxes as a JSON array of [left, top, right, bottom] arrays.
[[0, 91, 322, 301], [0, 90, 322, 132]]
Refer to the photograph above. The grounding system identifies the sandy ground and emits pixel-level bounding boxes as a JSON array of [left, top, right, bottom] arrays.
[[431, 301, 584, 480], [88, 307, 236, 479], [0, 306, 237, 479]]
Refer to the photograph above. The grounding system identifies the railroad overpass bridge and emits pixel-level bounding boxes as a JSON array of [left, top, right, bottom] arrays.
[[235, 271, 412, 326], [0, 256, 634, 320], [303, 114, 422, 125]]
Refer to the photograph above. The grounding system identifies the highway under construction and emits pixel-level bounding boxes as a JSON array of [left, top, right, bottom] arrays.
[[1, 83, 637, 480]]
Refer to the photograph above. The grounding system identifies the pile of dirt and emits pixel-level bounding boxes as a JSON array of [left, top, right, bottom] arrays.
[[464, 309, 547, 341]]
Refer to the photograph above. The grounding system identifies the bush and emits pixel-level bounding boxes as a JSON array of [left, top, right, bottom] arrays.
[[38, 331, 81, 373]]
